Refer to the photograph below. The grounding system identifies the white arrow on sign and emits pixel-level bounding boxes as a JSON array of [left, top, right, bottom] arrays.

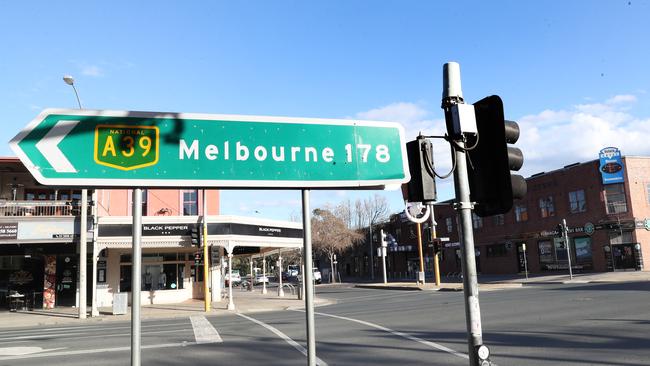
[[34, 120, 79, 173]]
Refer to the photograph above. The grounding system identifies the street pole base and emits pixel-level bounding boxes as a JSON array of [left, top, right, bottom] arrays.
[[227, 301, 235, 311], [278, 288, 285, 297]]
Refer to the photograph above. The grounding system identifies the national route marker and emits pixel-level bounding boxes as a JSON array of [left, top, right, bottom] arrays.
[[10, 109, 410, 188]]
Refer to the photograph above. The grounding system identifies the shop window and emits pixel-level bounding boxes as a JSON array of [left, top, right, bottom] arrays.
[[573, 237, 593, 265], [486, 244, 507, 257], [183, 190, 199, 216], [446, 217, 453, 233], [472, 213, 483, 229], [569, 190, 586, 213], [538, 240, 554, 264], [609, 230, 633, 245], [515, 205, 528, 222], [554, 238, 569, 261], [605, 184, 627, 214], [539, 196, 555, 218], [119, 252, 186, 292], [493, 214, 505, 226]]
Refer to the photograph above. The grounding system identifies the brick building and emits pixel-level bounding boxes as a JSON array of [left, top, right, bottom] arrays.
[[342, 156, 650, 279]]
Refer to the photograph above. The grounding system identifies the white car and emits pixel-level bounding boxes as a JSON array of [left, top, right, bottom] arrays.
[[254, 274, 269, 284], [312, 268, 322, 284], [224, 269, 241, 286]]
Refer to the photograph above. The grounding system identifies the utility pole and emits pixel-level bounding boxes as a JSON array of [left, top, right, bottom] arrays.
[[441, 62, 490, 366], [203, 190, 210, 311]]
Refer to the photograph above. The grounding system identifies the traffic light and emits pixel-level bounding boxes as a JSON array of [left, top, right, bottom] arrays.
[[190, 226, 201, 247], [380, 229, 388, 247], [557, 223, 566, 238], [404, 136, 436, 203], [467, 95, 526, 217]]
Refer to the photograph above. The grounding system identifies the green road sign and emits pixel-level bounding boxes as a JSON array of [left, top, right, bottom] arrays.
[[10, 109, 410, 188]]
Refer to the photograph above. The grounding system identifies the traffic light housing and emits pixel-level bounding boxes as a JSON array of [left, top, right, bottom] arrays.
[[190, 226, 201, 247], [467, 95, 526, 217], [404, 136, 436, 203]]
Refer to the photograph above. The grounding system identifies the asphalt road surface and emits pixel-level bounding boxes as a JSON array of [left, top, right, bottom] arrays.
[[1, 281, 649, 365]]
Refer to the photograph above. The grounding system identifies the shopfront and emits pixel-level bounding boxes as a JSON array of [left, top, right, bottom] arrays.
[[0, 218, 88, 310]]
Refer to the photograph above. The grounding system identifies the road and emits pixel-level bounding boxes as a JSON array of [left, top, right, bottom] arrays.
[[1, 281, 649, 365]]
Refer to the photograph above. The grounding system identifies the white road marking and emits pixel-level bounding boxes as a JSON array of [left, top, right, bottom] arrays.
[[294, 309, 469, 361], [0, 342, 198, 361], [0, 347, 66, 356], [35, 119, 78, 172], [237, 313, 328, 366], [190, 315, 223, 344]]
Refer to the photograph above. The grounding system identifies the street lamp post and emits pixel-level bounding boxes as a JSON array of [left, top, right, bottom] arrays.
[[63, 75, 88, 320]]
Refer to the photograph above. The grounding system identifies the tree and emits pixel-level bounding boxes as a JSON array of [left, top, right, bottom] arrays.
[[360, 194, 390, 279], [311, 208, 363, 283]]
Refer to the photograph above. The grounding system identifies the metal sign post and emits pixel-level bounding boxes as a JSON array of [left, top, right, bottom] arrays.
[[131, 188, 142, 366], [302, 190, 317, 366], [522, 243, 529, 280]]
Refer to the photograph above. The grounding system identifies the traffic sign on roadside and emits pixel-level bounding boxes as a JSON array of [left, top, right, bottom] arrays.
[[10, 109, 409, 188]]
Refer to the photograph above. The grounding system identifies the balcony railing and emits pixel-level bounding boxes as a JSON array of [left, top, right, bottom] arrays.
[[0, 200, 92, 217]]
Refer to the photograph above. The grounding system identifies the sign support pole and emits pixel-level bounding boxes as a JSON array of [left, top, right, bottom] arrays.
[[79, 189, 87, 319], [302, 189, 316, 366], [131, 188, 142, 366], [563, 218, 573, 280], [203, 190, 210, 312]]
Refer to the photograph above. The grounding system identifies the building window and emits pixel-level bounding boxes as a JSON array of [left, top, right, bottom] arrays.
[[472, 213, 483, 229], [493, 214, 505, 226], [604, 184, 627, 214], [647, 183, 650, 204], [609, 230, 633, 245], [486, 243, 508, 257], [183, 190, 198, 215], [569, 190, 586, 213], [538, 240, 554, 264], [515, 205, 528, 222], [539, 196, 555, 218], [120, 252, 185, 292], [446, 217, 453, 233]]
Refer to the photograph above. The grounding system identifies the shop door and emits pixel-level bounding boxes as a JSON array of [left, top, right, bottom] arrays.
[[56, 255, 77, 307], [614, 244, 636, 269]]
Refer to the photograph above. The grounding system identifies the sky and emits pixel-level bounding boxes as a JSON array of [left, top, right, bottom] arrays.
[[2, 1, 650, 221]]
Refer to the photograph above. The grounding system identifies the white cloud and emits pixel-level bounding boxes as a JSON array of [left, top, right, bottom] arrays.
[[81, 65, 103, 77], [518, 94, 650, 176], [606, 94, 637, 104]]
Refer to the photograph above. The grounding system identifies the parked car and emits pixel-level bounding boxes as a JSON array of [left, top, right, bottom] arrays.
[[224, 269, 241, 286], [313, 268, 322, 284], [254, 274, 269, 284], [287, 265, 300, 277]]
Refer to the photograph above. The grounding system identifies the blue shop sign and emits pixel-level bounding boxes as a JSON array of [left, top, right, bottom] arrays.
[[598, 147, 624, 185]]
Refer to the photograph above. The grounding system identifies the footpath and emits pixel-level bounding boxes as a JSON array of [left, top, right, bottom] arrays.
[[354, 270, 650, 292], [0, 288, 330, 330]]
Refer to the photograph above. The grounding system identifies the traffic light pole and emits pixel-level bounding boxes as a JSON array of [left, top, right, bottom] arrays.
[[442, 62, 487, 366], [428, 203, 441, 286]]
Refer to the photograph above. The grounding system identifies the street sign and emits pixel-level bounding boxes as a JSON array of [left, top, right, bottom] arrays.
[[10, 109, 409, 188]]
